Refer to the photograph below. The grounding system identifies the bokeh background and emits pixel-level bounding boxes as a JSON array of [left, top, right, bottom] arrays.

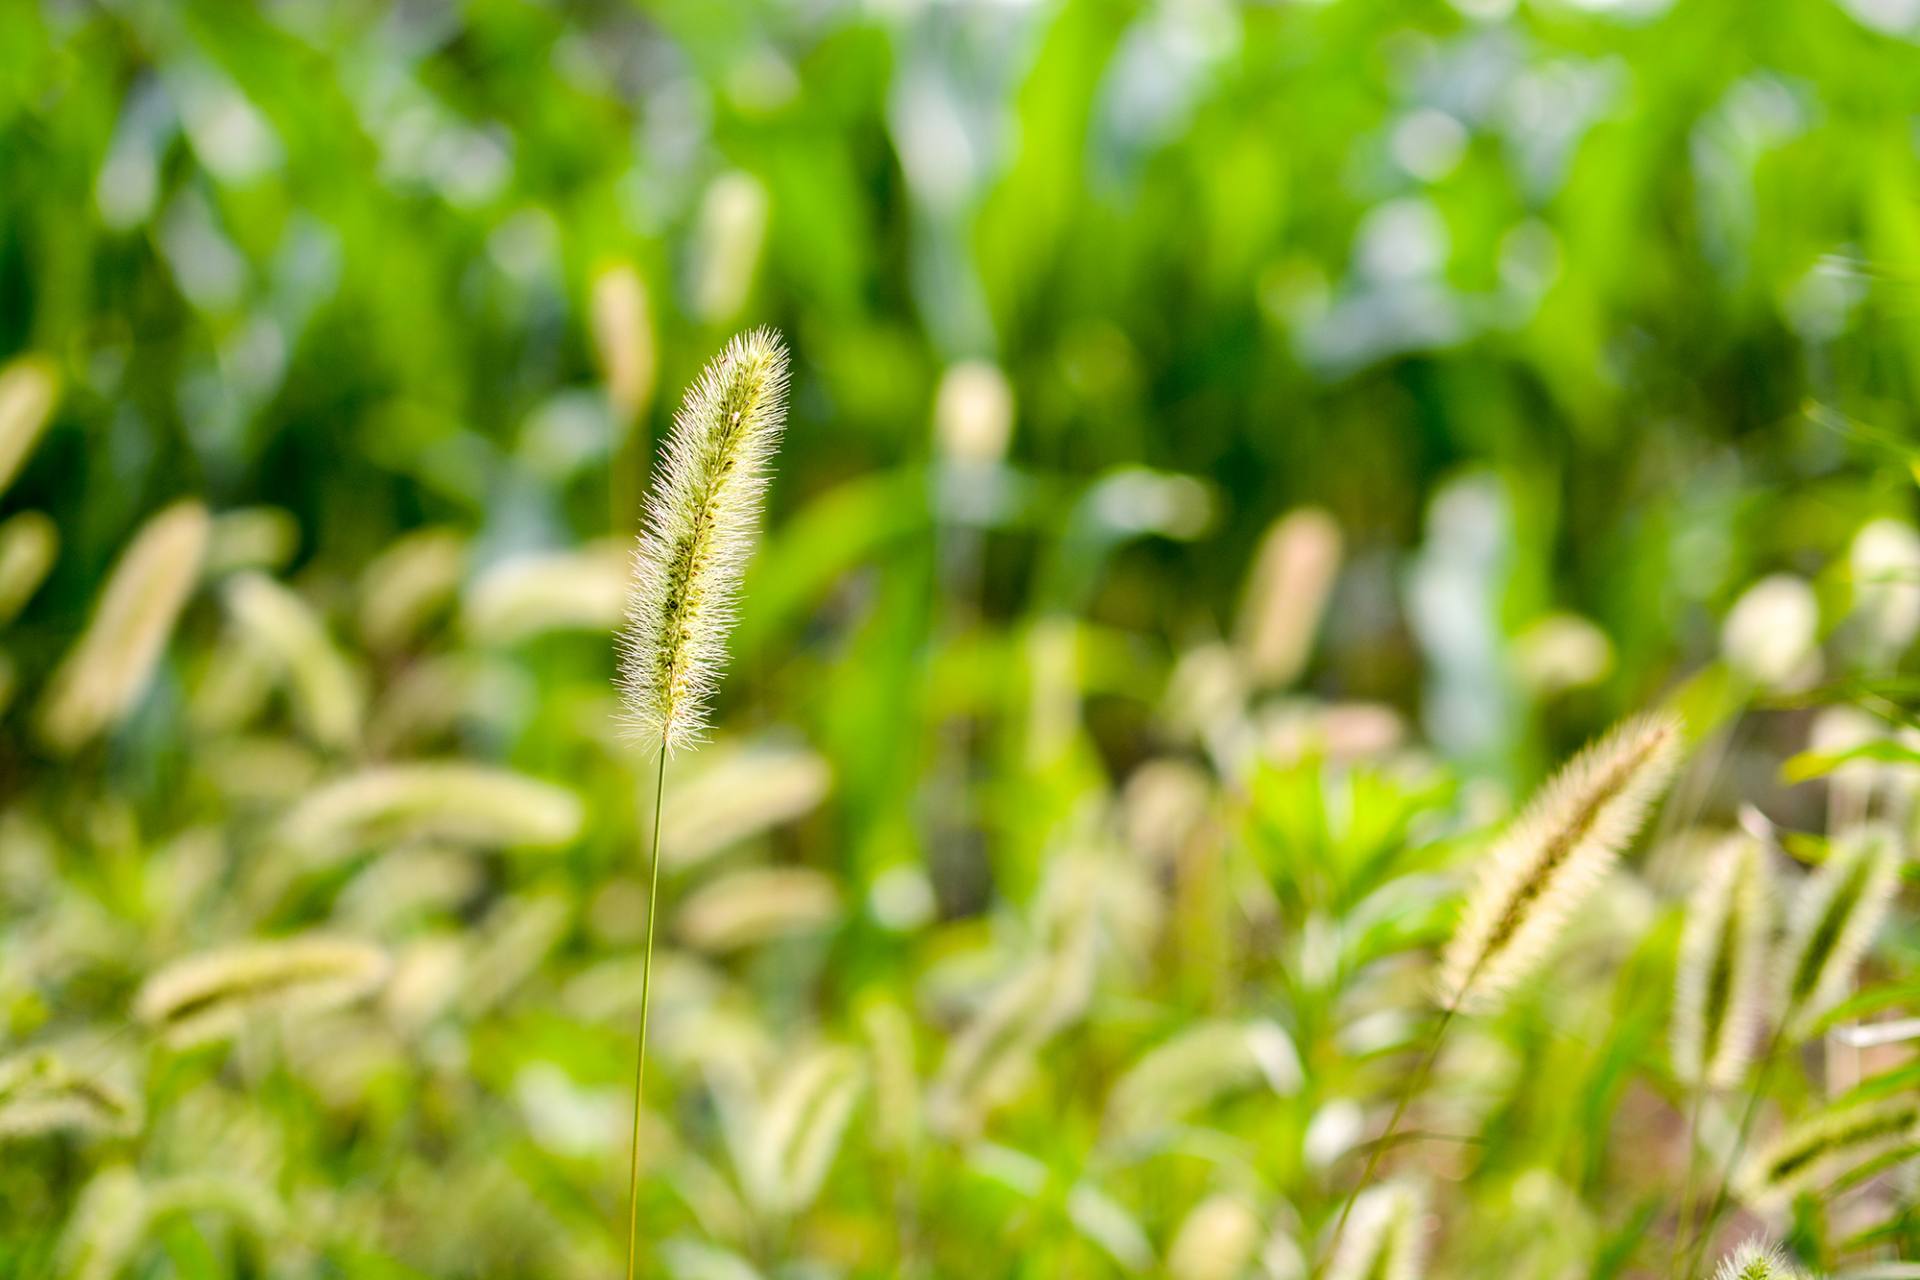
[[8, 0, 1920, 1277]]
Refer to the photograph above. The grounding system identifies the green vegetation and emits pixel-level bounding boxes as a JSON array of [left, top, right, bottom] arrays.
[[7, 0, 1920, 1277]]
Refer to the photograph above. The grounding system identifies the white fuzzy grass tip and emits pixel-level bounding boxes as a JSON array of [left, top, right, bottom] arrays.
[[1438, 711, 1683, 1011], [1714, 1241, 1807, 1280], [619, 328, 788, 752]]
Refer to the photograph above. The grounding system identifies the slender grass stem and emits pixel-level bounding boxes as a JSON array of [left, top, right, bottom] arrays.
[[626, 740, 669, 1280], [1325, 1001, 1458, 1265], [1672, 1089, 1704, 1275], [1681, 1025, 1784, 1280]]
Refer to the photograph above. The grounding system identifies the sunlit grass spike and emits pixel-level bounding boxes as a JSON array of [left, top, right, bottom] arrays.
[[1439, 711, 1683, 1011], [619, 327, 788, 752], [1713, 1241, 1807, 1280], [618, 328, 789, 1280]]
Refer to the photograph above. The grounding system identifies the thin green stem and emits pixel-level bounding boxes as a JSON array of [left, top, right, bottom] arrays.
[[1681, 1025, 1784, 1280], [626, 742, 669, 1280], [1324, 1001, 1458, 1266], [1672, 1089, 1704, 1275]]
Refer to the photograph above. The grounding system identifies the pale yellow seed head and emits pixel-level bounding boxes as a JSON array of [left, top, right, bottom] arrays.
[[1236, 506, 1343, 689], [619, 328, 788, 753], [0, 354, 60, 498], [1439, 711, 1684, 1011], [0, 510, 58, 625], [590, 261, 658, 424], [37, 500, 210, 753]]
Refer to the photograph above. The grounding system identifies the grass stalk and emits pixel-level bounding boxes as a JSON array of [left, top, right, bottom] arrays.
[[1324, 1001, 1457, 1264], [1682, 1025, 1784, 1280], [625, 741, 668, 1280]]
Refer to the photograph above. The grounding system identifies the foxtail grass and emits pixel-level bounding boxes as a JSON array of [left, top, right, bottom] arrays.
[[672, 866, 840, 953], [1735, 1094, 1920, 1208], [691, 173, 769, 324], [1328, 712, 1682, 1260], [0, 509, 56, 625], [1106, 1018, 1302, 1139], [0, 1051, 138, 1140], [205, 506, 299, 576], [1438, 712, 1683, 1009], [58, 1166, 145, 1280], [1684, 825, 1902, 1278], [656, 739, 831, 870], [278, 761, 583, 861], [0, 353, 59, 498], [1237, 506, 1342, 689], [134, 934, 388, 1048], [57, 1165, 283, 1280], [1674, 834, 1774, 1091], [463, 541, 626, 644], [1671, 834, 1774, 1269], [615, 328, 788, 1280], [591, 260, 658, 427], [1778, 824, 1900, 1039], [928, 920, 1096, 1139], [1166, 1192, 1262, 1280], [619, 328, 788, 752], [37, 500, 209, 753], [1713, 1242, 1807, 1280], [224, 571, 365, 752], [739, 1044, 866, 1216], [357, 526, 465, 652]]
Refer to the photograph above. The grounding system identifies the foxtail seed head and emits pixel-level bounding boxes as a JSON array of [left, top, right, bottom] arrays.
[[1736, 1093, 1920, 1208], [37, 500, 209, 754], [1673, 834, 1774, 1089], [1438, 712, 1683, 1012], [134, 935, 389, 1048], [1714, 1242, 1807, 1280], [619, 329, 788, 752], [1778, 824, 1901, 1039]]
